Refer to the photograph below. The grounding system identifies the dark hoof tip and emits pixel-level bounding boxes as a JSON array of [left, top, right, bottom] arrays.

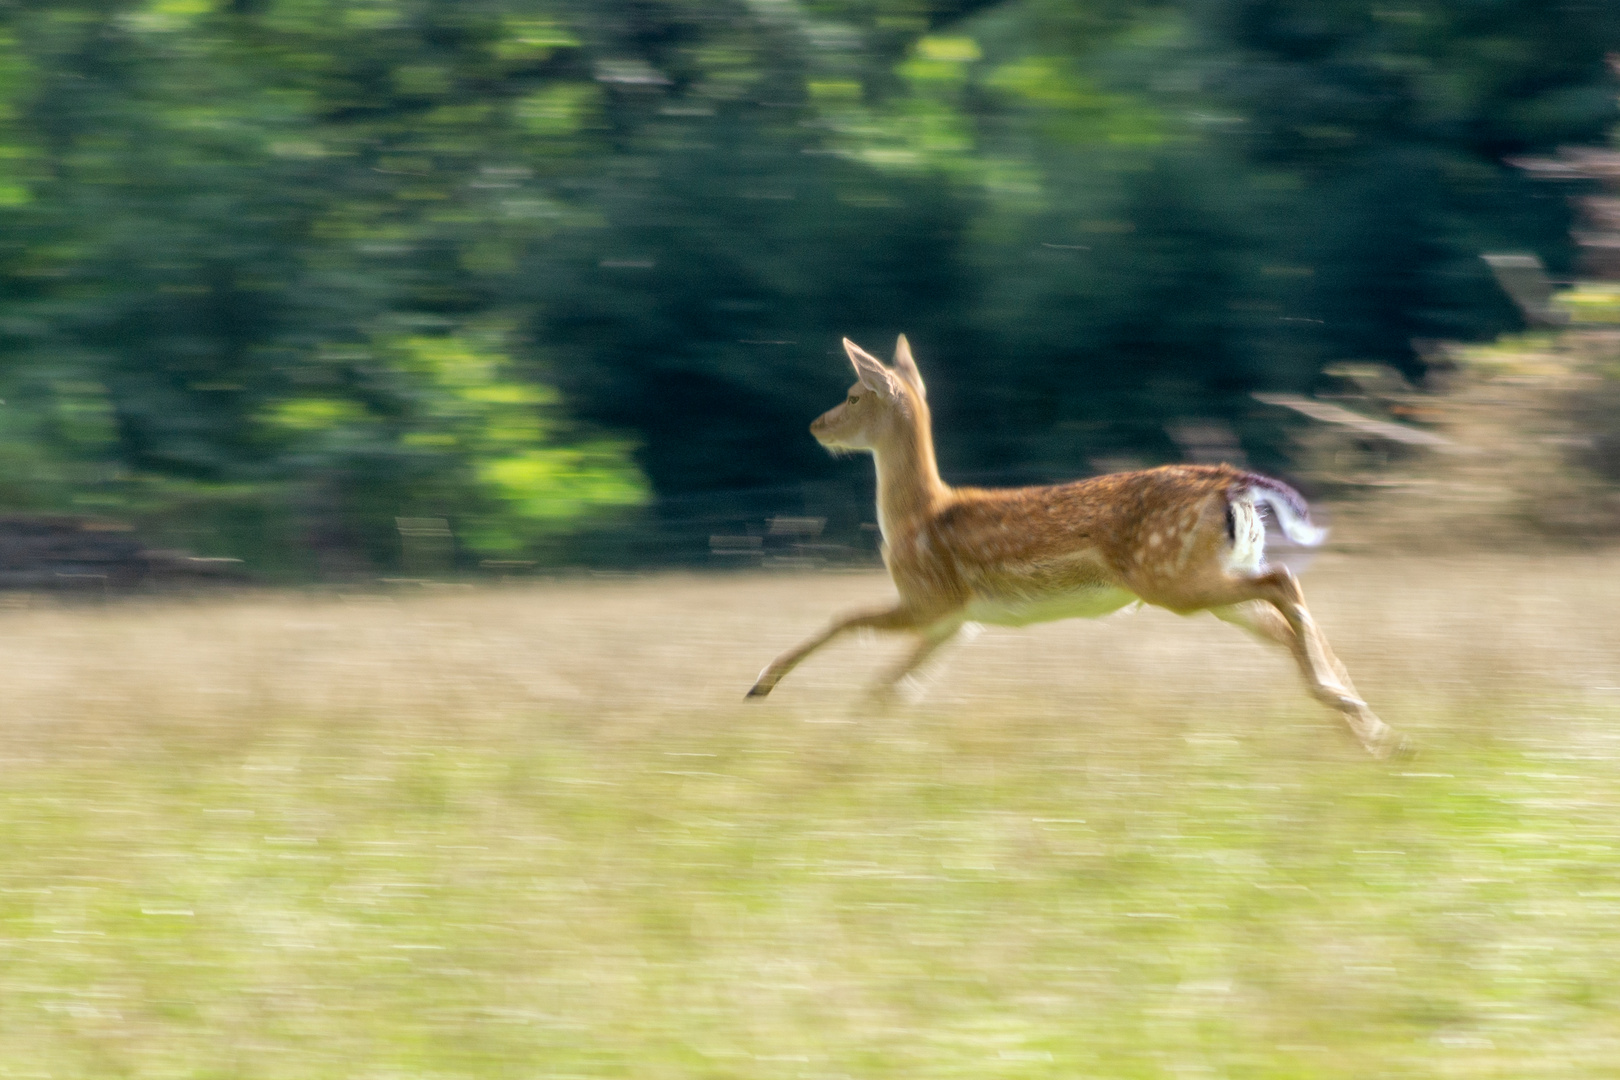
[[745, 686, 770, 700]]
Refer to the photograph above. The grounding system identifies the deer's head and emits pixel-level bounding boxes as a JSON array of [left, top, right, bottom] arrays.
[[811, 336, 928, 453]]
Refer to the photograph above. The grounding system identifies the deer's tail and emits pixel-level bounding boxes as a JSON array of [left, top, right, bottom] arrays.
[[1236, 473, 1327, 547]]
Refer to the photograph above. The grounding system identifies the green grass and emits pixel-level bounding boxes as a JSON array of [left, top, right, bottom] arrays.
[[1, 555, 1619, 1077]]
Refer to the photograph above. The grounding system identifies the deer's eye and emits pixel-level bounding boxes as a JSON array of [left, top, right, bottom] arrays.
[[847, 395, 859, 405]]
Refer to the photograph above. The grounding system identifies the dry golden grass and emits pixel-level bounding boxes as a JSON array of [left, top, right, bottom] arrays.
[[2, 553, 1620, 1077]]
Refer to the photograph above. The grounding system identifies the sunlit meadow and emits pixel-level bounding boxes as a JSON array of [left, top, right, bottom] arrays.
[[2, 553, 1620, 1077]]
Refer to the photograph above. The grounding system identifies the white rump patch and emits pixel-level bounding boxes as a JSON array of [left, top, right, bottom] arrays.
[[1223, 498, 1267, 574], [1247, 485, 1327, 546]]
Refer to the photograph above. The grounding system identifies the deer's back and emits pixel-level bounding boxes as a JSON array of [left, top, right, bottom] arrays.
[[891, 464, 1246, 623]]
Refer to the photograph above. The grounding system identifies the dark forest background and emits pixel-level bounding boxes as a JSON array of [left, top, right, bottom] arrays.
[[0, 0, 1615, 574]]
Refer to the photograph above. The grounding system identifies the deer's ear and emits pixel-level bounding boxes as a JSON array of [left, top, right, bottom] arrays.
[[843, 338, 903, 400], [893, 334, 925, 399]]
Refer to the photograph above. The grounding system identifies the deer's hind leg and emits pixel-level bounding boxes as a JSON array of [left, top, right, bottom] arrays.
[[864, 619, 966, 704], [1213, 571, 1406, 759]]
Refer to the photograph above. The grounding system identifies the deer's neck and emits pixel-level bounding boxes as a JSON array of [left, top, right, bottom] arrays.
[[871, 411, 949, 544]]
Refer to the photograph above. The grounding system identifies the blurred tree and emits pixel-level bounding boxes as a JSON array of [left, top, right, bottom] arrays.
[[536, 0, 1619, 509], [0, 0, 1612, 571], [835, 0, 1620, 471], [0, 0, 647, 572]]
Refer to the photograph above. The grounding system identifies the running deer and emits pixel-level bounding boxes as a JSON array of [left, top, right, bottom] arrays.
[[746, 335, 1407, 759]]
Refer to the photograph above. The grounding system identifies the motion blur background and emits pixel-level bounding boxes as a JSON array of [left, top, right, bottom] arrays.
[[0, 0, 1618, 577], [13, 7, 1620, 1075]]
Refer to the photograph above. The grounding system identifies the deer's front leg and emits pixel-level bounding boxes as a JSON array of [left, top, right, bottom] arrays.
[[747, 605, 921, 699], [1216, 572, 1407, 759]]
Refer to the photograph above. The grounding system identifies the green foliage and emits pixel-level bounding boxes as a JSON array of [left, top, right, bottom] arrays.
[[0, 0, 1613, 571], [250, 327, 645, 561], [0, 0, 648, 572]]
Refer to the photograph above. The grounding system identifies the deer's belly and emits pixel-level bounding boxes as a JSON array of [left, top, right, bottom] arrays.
[[963, 585, 1138, 627]]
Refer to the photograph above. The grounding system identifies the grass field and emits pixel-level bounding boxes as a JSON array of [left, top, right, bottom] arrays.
[[2, 552, 1620, 1078]]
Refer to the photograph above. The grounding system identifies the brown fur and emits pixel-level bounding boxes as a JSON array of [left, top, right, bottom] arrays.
[[907, 466, 1250, 614], [747, 336, 1406, 758]]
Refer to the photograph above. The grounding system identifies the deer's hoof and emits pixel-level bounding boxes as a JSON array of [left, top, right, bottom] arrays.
[[1388, 734, 1419, 762], [1369, 731, 1417, 762]]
